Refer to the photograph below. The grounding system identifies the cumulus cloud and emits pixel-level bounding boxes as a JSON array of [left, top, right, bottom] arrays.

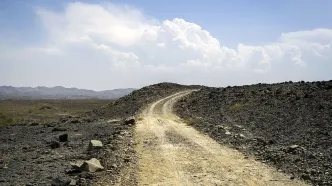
[[1, 2, 332, 89]]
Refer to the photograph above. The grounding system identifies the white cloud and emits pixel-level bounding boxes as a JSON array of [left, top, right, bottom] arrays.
[[1, 2, 332, 90]]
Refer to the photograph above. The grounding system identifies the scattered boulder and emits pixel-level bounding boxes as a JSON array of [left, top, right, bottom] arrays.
[[59, 134, 68, 142], [70, 161, 84, 172], [225, 131, 231, 135], [81, 158, 104, 173], [286, 145, 299, 153], [69, 179, 77, 186], [88, 140, 103, 150], [124, 117, 136, 125], [50, 141, 60, 149], [52, 127, 67, 132], [51, 176, 71, 186], [29, 122, 39, 126], [70, 120, 80, 124]]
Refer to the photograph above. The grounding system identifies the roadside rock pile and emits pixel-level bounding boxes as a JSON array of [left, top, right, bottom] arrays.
[[0, 120, 134, 185], [176, 80, 332, 186]]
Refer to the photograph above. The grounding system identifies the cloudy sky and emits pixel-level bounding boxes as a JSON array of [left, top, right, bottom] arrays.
[[1, 0, 332, 90]]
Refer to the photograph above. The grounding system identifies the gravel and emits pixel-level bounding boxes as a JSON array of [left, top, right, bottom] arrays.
[[175, 80, 332, 186]]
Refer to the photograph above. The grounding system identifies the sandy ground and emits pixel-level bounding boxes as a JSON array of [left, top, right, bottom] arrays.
[[135, 91, 308, 186]]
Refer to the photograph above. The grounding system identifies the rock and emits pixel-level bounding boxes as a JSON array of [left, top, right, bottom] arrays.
[[286, 145, 299, 153], [88, 140, 103, 150], [70, 120, 80, 124], [52, 127, 67, 132], [239, 134, 245, 138], [29, 122, 39, 126], [70, 161, 84, 172], [81, 158, 104, 172], [59, 134, 68, 142], [124, 117, 136, 125], [49, 141, 60, 149], [69, 179, 76, 186], [225, 131, 231, 135], [51, 176, 71, 186], [301, 174, 311, 181]]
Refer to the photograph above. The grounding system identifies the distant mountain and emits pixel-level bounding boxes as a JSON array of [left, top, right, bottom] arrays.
[[0, 86, 135, 100]]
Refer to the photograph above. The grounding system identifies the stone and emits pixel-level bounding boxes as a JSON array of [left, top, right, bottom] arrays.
[[29, 122, 39, 126], [124, 117, 136, 125], [69, 179, 77, 186], [225, 131, 231, 135], [301, 174, 311, 181], [70, 120, 80, 124], [52, 127, 67, 132], [51, 177, 71, 186], [81, 158, 104, 172], [88, 140, 103, 150], [59, 134, 68, 142], [49, 141, 60, 149], [286, 145, 299, 153], [70, 161, 84, 171]]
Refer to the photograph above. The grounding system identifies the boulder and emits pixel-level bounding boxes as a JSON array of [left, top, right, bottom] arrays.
[[286, 145, 299, 153], [124, 117, 136, 125], [51, 177, 71, 186], [70, 161, 84, 172], [59, 134, 68, 142], [52, 127, 67, 132], [49, 141, 60, 149], [81, 158, 104, 172], [29, 122, 39, 126], [69, 179, 77, 186], [88, 140, 103, 150]]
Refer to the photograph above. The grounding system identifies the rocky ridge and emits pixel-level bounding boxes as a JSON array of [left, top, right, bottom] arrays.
[[175, 81, 332, 186]]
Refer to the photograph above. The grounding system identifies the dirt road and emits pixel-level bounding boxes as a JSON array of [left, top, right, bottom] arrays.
[[135, 91, 308, 186]]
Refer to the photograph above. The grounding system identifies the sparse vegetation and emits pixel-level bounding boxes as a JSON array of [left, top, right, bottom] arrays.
[[229, 103, 243, 111], [0, 99, 112, 125], [0, 112, 14, 126]]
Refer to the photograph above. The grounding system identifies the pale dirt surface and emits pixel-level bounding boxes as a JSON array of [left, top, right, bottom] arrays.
[[135, 91, 308, 186]]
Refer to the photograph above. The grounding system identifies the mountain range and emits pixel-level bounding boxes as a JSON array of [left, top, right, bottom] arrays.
[[0, 86, 135, 99]]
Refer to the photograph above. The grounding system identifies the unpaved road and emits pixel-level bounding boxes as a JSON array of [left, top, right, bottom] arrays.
[[135, 91, 308, 186]]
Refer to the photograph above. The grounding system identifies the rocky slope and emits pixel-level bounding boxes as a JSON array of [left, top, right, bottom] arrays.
[[0, 82, 191, 185], [175, 81, 332, 186], [86, 82, 196, 120]]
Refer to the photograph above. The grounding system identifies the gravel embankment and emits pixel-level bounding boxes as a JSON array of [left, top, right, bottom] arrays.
[[175, 81, 332, 186]]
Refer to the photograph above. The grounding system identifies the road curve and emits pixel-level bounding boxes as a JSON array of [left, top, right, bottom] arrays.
[[135, 90, 307, 186]]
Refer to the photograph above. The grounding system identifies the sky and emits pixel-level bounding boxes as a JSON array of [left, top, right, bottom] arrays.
[[1, 0, 332, 90]]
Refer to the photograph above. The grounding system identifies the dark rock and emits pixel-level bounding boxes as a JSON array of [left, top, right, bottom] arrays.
[[50, 141, 60, 149], [52, 127, 67, 132], [285, 145, 299, 153], [51, 176, 71, 186], [301, 174, 311, 181], [124, 117, 136, 125], [70, 120, 80, 124], [30, 122, 39, 126], [59, 134, 68, 142]]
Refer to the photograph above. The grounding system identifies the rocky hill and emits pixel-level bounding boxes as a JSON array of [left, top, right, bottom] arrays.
[[0, 86, 135, 100], [86, 82, 198, 120], [175, 80, 332, 185]]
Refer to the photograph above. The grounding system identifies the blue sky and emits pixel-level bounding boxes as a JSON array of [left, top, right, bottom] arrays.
[[1, 0, 331, 46], [1, 0, 332, 89]]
